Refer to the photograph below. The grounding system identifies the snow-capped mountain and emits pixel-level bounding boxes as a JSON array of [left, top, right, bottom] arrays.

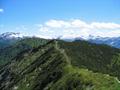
[[0, 32, 23, 40], [87, 36, 120, 48], [0, 32, 23, 48], [61, 34, 120, 48], [71, 35, 120, 48]]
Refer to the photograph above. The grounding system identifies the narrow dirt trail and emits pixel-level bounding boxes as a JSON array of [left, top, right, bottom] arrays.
[[115, 77, 120, 84], [54, 40, 71, 64]]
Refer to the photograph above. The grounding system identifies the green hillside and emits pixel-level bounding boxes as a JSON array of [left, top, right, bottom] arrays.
[[0, 37, 49, 66], [0, 38, 120, 90], [0, 39, 17, 49], [59, 40, 120, 79]]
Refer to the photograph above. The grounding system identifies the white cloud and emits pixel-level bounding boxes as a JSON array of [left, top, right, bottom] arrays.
[[36, 19, 120, 39], [91, 22, 120, 29], [10, 20, 120, 39], [0, 8, 4, 13], [45, 20, 71, 28]]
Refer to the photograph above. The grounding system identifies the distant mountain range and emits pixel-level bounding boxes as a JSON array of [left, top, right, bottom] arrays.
[[0, 32, 26, 48], [88, 36, 120, 48], [1, 32, 120, 49], [0, 32, 23, 39], [63, 35, 120, 48]]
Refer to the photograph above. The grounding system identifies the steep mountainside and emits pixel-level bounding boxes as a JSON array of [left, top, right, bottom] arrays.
[[0, 38, 49, 66], [0, 39, 120, 90]]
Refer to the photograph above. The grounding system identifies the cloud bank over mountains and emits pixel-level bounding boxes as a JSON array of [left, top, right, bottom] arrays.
[[36, 19, 120, 39], [1, 19, 120, 39]]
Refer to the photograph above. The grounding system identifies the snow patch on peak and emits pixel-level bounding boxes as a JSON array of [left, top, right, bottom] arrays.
[[0, 32, 24, 39]]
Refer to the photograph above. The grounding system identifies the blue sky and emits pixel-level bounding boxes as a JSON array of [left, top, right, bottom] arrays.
[[0, 0, 120, 38]]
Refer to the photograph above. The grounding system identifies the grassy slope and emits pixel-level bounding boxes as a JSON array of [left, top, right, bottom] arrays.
[[0, 40, 120, 90], [0, 37, 49, 66], [59, 40, 120, 79]]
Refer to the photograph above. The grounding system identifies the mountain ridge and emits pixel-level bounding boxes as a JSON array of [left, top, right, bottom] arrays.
[[0, 39, 120, 89]]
